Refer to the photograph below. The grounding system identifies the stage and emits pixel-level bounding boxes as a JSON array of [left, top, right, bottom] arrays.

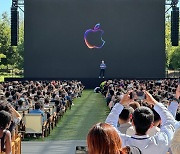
[[4, 77, 173, 89]]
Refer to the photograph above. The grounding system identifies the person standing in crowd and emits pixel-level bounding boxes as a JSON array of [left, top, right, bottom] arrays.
[[118, 107, 134, 134], [106, 91, 176, 154], [99, 60, 106, 78]]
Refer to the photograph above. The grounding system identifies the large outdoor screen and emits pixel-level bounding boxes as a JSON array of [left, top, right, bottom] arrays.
[[24, 0, 165, 78]]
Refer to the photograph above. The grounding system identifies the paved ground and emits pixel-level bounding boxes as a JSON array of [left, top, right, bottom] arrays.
[[22, 140, 86, 154]]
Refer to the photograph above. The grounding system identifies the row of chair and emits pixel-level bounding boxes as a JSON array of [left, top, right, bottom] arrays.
[[2, 100, 71, 154], [18, 100, 71, 138]]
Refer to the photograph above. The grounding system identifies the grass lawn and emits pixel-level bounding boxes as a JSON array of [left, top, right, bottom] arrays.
[[46, 90, 109, 141]]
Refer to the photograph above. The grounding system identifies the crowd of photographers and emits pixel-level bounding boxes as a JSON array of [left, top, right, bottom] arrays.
[[102, 79, 178, 111], [88, 79, 180, 154]]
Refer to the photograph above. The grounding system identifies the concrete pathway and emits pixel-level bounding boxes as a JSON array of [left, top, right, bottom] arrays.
[[22, 140, 86, 154]]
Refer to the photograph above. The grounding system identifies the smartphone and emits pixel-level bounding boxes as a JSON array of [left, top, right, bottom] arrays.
[[141, 92, 146, 100], [75, 146, 88, 154], [136, 91, 146, 100], [130, 92, 134, 99]]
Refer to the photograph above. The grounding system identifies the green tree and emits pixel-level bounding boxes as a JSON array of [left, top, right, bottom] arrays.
[[165, 13, 179, 69], [16, 19, 24, 70], [0, 12, 19, 67], [169, 47, 180, 69], [165, 14, 175, 68], [0, 12, 11, 57], [0, 12, 24, 70]]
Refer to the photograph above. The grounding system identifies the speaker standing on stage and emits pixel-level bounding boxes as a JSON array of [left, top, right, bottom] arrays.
[[99, 60, 106, 78]]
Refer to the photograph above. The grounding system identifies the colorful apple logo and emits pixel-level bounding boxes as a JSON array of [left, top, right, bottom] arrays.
[[84, 23, 105, 49]]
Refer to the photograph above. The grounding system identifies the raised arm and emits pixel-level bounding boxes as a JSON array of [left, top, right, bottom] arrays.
[[168, 101, 178, 118], [144, 91, 176, 142], [105, 92, 132, 128], [168, 85, 180, 118], [5, 130, 12, 154], [105, 103, 124, 128], [9, 105, 22, 123]]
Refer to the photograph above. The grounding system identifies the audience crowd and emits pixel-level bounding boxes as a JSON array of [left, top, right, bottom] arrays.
[[0, 80, 84, 153], [102, 79, 179, 111], [1, 78, 180, 154], [88, 79, 180, 154]]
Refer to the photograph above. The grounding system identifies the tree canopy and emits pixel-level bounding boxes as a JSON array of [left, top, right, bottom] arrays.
[[0, 12, 24, 71]]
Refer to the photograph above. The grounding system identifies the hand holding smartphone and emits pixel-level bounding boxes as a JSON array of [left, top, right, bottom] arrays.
[[129, 92, 134, 99]]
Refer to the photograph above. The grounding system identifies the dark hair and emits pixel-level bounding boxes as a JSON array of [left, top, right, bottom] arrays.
[[35, 102, 41, 110], [44, 98, 49, 104], [5, 91, 10, 98], [133, 107, 154, 135], [109, 90, 114, 96], [12, 95, 17, 101], [31, 89, 35, 94], [0, 110, 11, 129], [119, 107, 134, 121], [18, 99, 23, 106], [0, 102, 12, 114], [52, 93, 56, 99], [37, 91, 41, 96], [34, 96, 39, 102], [11, 90, 16, 96]]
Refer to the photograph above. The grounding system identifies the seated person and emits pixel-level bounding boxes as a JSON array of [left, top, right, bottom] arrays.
[[29, 102, 45, 122], [17, 99, 28, 111], [44, 98, 50, 108]]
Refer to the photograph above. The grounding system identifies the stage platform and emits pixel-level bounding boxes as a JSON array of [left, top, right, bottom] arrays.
[[5, 77, 177, 89]]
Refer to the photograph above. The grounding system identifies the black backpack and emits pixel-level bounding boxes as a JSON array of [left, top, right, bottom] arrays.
[[126, 146, 142, 154]]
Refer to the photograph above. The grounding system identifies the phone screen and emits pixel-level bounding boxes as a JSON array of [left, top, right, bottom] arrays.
[[75, 146, 88, 154], [136, 90, 146, 100]]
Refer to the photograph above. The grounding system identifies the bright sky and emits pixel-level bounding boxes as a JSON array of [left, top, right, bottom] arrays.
[[0, 0, 180, 17], [0, 0, 11, 16], [0, 0, 24, 18]]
